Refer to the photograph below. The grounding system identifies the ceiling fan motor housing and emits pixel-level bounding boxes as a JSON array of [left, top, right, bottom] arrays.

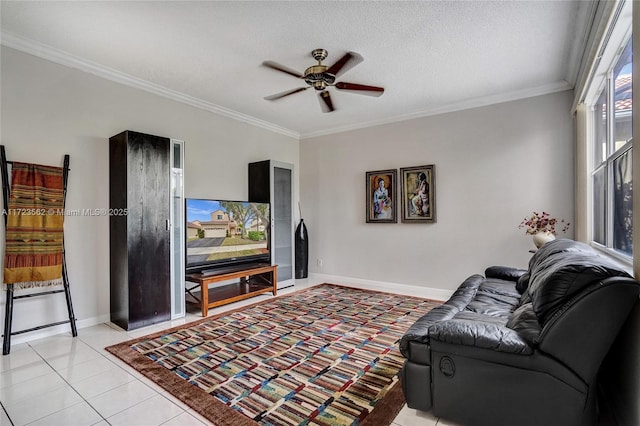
[[304, 65, 336, 90]]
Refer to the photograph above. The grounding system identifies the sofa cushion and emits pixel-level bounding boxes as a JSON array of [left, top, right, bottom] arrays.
[[452, 310, 508, 325], [465, 278, 520, 318], [465, 298, 513, 318], [428, 319, 533, 355], [484, 266, 527, 282], [505, 302, 542, 345], [528, 238, 590, 268], [399, 275, 520, 359], [516, 238, 587, 301], [527, 243, 631, 326], [476, 278, 522, 299]]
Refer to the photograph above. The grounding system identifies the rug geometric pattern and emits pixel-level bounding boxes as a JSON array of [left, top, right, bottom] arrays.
[[110, 284, 438, 425]]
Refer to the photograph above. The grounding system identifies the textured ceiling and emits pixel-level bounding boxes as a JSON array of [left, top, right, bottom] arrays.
[[0, 1, 587, 139]]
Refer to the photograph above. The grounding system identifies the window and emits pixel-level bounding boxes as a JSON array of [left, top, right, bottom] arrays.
[[589, 36, 633, 257]]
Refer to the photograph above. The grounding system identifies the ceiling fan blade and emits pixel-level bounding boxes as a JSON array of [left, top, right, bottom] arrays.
[[319, 91, 335, 113], [262, 61, 303, 78], [326, 51, 363, 78], [335, 82, 384, 97], [264, 87, 309, 101]]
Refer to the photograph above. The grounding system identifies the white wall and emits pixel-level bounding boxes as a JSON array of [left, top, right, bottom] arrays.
[[300, 90, 575, 294], [0, 44, 575, 343], [0, 46, 299, 341]]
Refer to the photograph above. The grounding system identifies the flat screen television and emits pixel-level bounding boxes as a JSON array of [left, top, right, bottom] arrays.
[[185, 198, 270, 273]]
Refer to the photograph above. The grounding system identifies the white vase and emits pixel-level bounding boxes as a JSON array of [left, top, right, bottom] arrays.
[[532, 231, 555, 249]]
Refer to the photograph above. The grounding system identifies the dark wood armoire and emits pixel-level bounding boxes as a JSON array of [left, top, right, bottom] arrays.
[[109, 130, 171, 330]]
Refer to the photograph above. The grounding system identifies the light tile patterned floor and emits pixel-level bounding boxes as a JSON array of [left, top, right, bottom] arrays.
[[0, 279, 457, 426]]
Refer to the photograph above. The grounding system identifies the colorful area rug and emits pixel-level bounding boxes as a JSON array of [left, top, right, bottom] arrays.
[[106, 284, 439, 426]]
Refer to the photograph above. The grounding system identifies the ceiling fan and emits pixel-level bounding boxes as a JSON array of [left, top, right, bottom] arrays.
[[262, 49, 384, 113]]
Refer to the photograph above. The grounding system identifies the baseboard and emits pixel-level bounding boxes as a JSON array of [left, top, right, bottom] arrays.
[[309, 273, 453, 302], [7, 313, 111, 346]]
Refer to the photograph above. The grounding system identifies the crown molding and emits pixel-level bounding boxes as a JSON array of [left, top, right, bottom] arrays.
[[0, 31, 300, 140], [299, 80, 573, 140], [1, 30, 574, 142]]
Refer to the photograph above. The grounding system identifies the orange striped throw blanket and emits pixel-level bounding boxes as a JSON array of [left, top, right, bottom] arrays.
[[4, 162, 65, 289]]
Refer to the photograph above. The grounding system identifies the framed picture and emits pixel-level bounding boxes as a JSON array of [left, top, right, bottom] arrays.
[[400, 165, 436, 223], [366, 169, 397, 223]]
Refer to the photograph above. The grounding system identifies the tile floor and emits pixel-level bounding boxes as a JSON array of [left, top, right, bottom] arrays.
[[0, 280, 459, 426]]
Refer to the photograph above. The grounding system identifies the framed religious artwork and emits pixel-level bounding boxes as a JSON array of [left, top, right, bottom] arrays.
[[400, 165, 436, 223], [365, 169, 397, 223]]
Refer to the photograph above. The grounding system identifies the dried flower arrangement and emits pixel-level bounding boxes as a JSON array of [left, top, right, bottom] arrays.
[[519, 211, 570, 235]]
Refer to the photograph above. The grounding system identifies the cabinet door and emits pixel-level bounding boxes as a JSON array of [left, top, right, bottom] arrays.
[[170, 140, 185, 319], [273, 166, 293, 284], [248, 160, 295, 289], [127, 132, 171, 328]]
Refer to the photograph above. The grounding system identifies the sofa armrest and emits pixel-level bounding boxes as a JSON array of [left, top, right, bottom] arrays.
[[399, 304, 459, 358], [400, 274, 485, 358], [485, 266, 527, 282], [428, 320, 533, 355]]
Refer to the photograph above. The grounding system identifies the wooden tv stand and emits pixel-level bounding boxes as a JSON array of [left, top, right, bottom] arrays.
[[185, 264, 277, 317]]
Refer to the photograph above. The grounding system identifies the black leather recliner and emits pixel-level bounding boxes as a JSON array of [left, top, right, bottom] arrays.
[[399, 239, 640, 426]]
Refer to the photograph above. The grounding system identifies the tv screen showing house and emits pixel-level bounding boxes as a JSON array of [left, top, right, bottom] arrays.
[[185, 199, 270, 271]]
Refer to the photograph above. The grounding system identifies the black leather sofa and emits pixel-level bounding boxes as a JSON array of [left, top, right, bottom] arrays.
[[399, 239, 640, 426]]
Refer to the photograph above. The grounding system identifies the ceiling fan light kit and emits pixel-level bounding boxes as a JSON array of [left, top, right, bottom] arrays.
[[262, 49, 384, 113]]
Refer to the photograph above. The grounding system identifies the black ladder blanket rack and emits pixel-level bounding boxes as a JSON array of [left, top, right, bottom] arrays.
[[1, 145, 77, 355]]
